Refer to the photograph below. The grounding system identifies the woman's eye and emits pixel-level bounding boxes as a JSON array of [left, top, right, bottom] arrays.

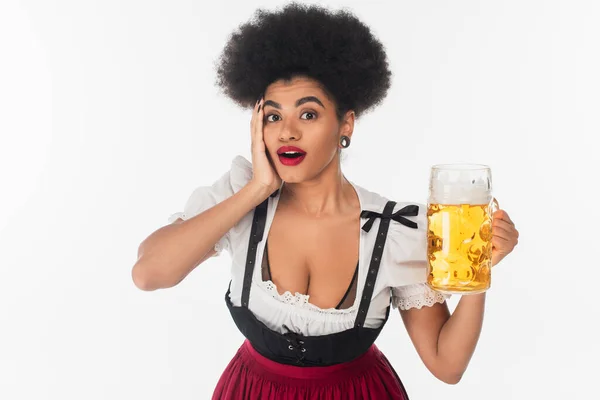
[[301, 111, 317, 120], [266, 112, 316, 122]]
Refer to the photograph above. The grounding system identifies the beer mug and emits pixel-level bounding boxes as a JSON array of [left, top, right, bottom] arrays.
[[427, 164, 499, 294]]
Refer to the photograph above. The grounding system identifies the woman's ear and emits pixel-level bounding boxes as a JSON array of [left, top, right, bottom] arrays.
[[340, 110, 355, 140]]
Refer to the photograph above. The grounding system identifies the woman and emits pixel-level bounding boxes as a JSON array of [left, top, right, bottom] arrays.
[[132, 3, 519, 399]]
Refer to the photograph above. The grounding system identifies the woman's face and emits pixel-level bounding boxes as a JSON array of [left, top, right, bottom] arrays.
[[262, 76, 354, 183]]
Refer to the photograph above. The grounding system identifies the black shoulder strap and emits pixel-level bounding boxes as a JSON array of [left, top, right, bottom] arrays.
[[355, 200, 397, 327], [241, 198, 269, 308]]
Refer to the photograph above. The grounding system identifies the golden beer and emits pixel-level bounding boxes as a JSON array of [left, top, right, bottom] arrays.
[[427, 163, 496, 294], [427, 203, 493, 294]]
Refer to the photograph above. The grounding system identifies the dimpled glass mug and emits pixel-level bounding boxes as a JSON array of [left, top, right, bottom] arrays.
[[426, 164, 499, 295]]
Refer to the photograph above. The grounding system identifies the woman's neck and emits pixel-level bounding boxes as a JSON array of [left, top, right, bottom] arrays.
[[279, 161, 357, 218]]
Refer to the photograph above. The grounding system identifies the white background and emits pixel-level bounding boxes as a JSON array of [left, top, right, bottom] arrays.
[[1, 0, 597, 399]]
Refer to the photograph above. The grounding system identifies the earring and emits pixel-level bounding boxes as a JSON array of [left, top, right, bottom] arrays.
[[340, 135, 351, 148]]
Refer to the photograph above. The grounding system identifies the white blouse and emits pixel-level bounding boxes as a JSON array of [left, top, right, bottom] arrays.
[[168, 155, 449, 336]]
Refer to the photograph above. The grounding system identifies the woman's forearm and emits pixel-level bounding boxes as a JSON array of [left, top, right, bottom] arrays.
[[132, 182, 270, 290], [435, 293, 486, 382]]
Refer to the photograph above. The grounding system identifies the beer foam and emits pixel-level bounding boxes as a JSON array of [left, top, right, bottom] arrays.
[[429, 165, 493, 205], [429, 180, 492, 205]]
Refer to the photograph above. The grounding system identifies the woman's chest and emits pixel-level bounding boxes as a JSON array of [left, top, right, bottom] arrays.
[[264, 209, 361, 309]]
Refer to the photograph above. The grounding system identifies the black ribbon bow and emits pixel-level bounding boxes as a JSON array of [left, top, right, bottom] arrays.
[[360, 204, 420, 232]]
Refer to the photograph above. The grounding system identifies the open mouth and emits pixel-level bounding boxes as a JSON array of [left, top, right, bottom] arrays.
[[276, 147, 307, 166], [278, 151, 305, 159]]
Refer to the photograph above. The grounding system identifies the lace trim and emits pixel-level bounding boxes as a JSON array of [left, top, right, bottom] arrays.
[[259, 280, 357, 315], [263, 281, 309, 305], [167, 212, 187, 223], [392, 290, 449, 310], [213, 241, 224, 256]]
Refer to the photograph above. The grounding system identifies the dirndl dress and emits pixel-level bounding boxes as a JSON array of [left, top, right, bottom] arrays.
[[212, 198, 414, 399]]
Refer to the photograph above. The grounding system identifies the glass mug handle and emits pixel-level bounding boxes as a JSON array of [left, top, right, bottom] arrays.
[[490, 197, 499, 214]]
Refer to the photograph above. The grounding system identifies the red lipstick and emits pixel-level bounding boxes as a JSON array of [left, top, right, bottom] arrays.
[[276, 146, 306, 166]]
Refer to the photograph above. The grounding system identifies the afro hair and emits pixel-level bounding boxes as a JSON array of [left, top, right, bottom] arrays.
[[215, 2, 392, 120]]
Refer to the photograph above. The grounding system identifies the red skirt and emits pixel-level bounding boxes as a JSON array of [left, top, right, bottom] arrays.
[[212, 340, 409, 399]]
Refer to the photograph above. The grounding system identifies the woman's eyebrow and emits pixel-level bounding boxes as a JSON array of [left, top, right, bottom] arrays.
[[264, 96, 326, 109]]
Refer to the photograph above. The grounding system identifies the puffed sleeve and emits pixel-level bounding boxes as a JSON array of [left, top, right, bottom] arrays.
[[383, 201, 451, 310], [167, 155, 253, 256]]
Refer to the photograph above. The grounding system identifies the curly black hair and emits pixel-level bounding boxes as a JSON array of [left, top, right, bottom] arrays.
[[215, 2, 392, 120]]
